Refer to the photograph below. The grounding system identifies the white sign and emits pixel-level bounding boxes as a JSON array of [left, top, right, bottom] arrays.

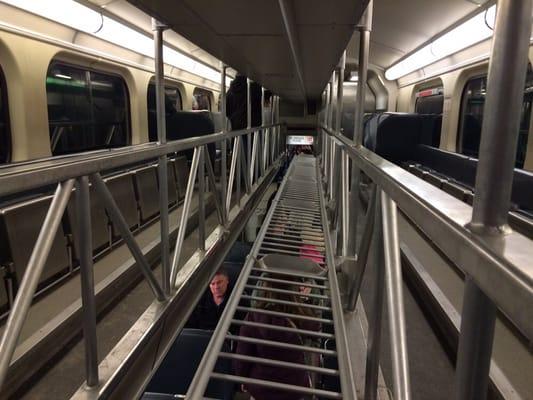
[[287, 135, 314, 145]]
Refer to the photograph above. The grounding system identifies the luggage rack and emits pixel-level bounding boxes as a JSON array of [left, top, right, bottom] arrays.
[[186, 155, 356, 399]]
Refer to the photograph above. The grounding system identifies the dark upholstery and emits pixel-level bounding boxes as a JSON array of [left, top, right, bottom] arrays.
[[1, 195, 70, 288], [159, 160, 178, 206], [133, 165, 160, 222], [173, 156, 189, 199], [145, 329, 233, 399], [166, 111, 216, 165], [68, 184, 110, 255], [104, 172, 139, 234]]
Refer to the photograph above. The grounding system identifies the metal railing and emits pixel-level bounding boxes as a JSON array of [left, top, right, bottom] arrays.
[[318, 1, 532, 399], [0, 95, 284, 397], [186, 156, 357, 399]]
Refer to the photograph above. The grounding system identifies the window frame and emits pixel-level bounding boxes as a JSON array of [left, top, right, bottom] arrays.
[[46, 60, 132, 156], [457, 71, 532, 168], [414, 86, 444, 114], [192, 87, 212, 111], [0, 65, 10, 163]]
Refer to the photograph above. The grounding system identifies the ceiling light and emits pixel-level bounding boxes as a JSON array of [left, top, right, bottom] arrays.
[[1, 0, 231, 86], [385, 5, 496, 80]]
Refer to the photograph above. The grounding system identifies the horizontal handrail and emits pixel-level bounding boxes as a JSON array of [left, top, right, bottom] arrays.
[[321, 125, 533, 342], [0, 124, 281, 197]]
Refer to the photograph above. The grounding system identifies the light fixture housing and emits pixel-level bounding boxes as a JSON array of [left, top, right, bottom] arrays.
[[385, 5, 496, 81], [1, 0, 232, 85]]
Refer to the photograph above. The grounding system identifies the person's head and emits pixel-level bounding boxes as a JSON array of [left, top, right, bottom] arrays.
[[209, 268, 229, 302], [255, 273, 314, 317]]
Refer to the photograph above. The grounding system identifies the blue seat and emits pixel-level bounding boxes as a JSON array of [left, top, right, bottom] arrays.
[[145, 329, 234, 399]]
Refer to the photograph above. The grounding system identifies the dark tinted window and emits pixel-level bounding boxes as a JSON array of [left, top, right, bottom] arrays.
[[458, 68, 532, 168], [415, 87, 444, 114], [193, 87, 211, 111], [0, 66, 10, 163], [46, 63, 130, 155]]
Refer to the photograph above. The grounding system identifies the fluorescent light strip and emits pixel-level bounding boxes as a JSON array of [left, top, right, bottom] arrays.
[[1, 0, 232, 86], [385, 6, 496, 81]]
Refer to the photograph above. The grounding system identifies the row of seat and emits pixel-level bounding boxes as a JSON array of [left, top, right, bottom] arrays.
[[363, 113, 533, 218], [0, 156, 190, 314], [403, 160, 533, 236]]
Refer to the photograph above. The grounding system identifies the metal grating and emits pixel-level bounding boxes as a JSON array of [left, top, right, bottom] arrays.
[[186, 155, 353, 399]]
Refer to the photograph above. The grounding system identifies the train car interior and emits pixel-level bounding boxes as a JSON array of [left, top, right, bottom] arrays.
[[0, 0, 531, 399]]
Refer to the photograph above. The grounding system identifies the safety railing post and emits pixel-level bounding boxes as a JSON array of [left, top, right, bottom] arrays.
[[220, 65, 228, 225], [327, 71, 336, 201], [334, 52, 346, 251], [348, 0, 373, 256], [363, 190, 384, 400], [75, 176, 99, 387], [455, 1, 532, 399], [0, 179, 75, 389], [246, 78, 252, 191], [226, 137, 240, 216], [381, 190, 411, 400], [198, 146, 206, 251], [91, 174, 166, 301], [347, 184, 377, 312], [170, 147, 200, 285], [152, 18, 170, 296]]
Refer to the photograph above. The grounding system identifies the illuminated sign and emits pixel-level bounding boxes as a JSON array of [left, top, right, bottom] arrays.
[[287, 135, 314, 145]]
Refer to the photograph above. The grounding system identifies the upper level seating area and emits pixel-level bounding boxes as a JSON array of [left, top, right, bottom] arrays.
[[362, 113, 533, 234], [0, 110, 228, 317]]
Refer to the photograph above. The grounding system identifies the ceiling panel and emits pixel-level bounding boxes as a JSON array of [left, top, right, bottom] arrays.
[[347, 0, 492, 71], [127, 0, 369, 101]]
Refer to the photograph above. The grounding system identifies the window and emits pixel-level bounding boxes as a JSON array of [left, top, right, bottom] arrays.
[[147, 81, 183, 142], [46, 62, 130, 155], [193, 87, 212, 111], [458, 67, 532, 168], [0, 66, 9, 163], [415, 87, 444, 114]]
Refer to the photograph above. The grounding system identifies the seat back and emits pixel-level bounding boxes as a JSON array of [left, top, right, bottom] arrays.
[[68, 184, 110, 255], [133, 165, 160, 223], [0, 195, 70, 289], [104, 172, 139, 235], [164, 160, 179, 206], [146, 329, 233, 399], [174, 156, 189, 199]]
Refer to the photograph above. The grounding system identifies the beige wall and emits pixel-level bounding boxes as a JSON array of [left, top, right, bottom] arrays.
[[0, 27, 218, 161], [391, 46, 533, 172]]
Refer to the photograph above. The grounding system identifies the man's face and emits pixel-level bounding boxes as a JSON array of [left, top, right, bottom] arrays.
[[210, 274, 229, 299]]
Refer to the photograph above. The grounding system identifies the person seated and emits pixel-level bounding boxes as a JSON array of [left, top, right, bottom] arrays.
[[186, 268, 232, 331], [233, 273, 320, 400]]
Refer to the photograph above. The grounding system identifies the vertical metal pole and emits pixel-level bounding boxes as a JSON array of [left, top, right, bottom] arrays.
[[236, 137, 242, 205], [364, 191, 384, 400], [381, 190, 411, 400], [341, 152, 349, 256], [276, 96, 281, 159], [323, 85, 330, 178], [198, 147, 206, 251], [152, 18, 170, 296], [334, 53, 346, 249], [246, 78, 252, 189], [0, 179, 74, 390], [261, 87, 266, 175], [220, 65, 228, 224], [328, 72, 336, 201], [348, 0, 373, 256], [271, 95, 276, 164], [76, 176, 99, 387], [170, 148, 200, 285], [226, 137, 240, 215], [456, 1, 532, 399]]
